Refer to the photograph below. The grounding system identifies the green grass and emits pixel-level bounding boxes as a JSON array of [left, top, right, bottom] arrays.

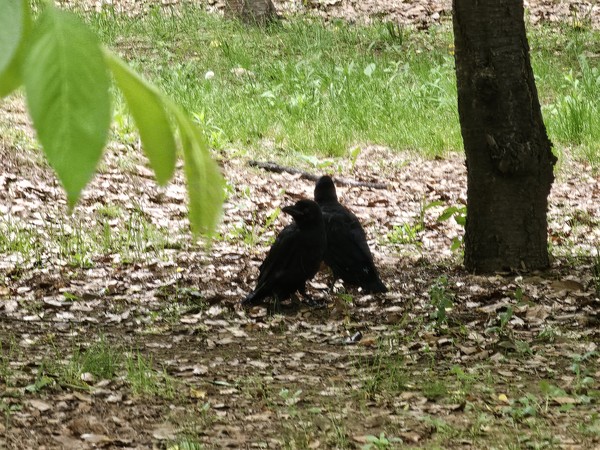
[[166, 439, 205, 450], [71, 4, 600, 165], [27, 340, 179, 399], [125, 351, 177, 398], [0, 335, 18, 388], [59, 336, 123, 386], [3, 5, 599, 166], [24, 337, 124, 392], [354, 345, 409, 400], [84, 6, 462, 158], [0, 206, 175, 269], [0, 218, 44, 263]]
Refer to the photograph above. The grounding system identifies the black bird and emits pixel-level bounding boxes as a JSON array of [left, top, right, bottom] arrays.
[[314, 175, 387, 293], [242, 199, 327, 306]]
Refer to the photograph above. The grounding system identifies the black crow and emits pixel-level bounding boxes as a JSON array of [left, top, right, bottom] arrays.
[[242, 199, 327, 306], [314, 175, 387, 293]]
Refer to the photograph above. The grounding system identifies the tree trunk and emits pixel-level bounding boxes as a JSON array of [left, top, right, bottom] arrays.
[[225, 0, 278, 25], [452, 0, 557, 273]]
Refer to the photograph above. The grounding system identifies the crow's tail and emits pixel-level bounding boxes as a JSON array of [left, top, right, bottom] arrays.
[[241, 288, 266, 307], [363, 277, 388, 294]]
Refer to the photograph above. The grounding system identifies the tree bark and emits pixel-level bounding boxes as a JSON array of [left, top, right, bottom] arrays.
[[452, 0, 556, 273], [224, 0, 278, 25]]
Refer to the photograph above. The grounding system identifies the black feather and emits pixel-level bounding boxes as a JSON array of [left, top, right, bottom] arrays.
[[314, 176, 387, 293], [242, 199, 327, 306]]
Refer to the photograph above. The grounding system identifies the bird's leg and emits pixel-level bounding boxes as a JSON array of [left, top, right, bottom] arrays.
[[299, 289, 325, 309], [272, 294, 282, 314], [328, 276, 339, 293], [289, 292, 302, 306]]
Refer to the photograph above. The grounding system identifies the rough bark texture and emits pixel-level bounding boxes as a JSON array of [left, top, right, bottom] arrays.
[[224, 0, 278, 25], [453, 0, 557, 273]]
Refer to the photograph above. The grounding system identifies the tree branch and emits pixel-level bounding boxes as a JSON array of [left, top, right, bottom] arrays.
[[248, 160, 389, 189]]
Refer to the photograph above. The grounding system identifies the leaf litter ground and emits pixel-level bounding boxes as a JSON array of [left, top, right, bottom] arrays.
[[1, 93, 599, 449], [61, 0, 600, 29], [2, 1, 600, 447]]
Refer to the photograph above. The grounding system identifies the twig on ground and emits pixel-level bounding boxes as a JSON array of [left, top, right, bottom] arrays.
[[248, 160, 388, 189]]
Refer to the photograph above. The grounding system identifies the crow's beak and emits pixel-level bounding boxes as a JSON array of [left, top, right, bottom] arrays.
[[282, 205, 303, 219]]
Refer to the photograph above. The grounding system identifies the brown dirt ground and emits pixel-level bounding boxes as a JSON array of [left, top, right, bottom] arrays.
[[1, 3, 600, 449], [1, 90, 600, 448]]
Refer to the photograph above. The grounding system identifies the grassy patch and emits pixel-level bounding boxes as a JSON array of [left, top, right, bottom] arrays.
[[354, 344, 409, 401], [26, 337, 123, 391], [23, 341, 179, 400], [50, 336, 123, 388], [125, 351, 177, 399], [84, 7, 461, 158], [58, 5, 599, 166], [0, 207, 175, 269], [527, 21, 600, 169], [69, 336, 122, 381], [0, 335, 19, 388]]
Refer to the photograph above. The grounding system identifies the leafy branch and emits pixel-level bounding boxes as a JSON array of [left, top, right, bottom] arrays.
[[0, 0, 224, 236]]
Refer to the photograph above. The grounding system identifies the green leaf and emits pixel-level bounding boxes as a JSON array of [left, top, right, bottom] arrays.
[[177, 113, 224, 236], [0, 58, 22, 97], [25, 375, 54, 393], [437, 206, 460, 222], [0, 0, 24, 72], [422, 200, 444, 211], [0, 0, 31, 97], [363, 63, 376, 77], [104, 50, 176, 185], [437, 205, 466, 225], [23, 7, 111, 207], [450, 237, 462, 251]]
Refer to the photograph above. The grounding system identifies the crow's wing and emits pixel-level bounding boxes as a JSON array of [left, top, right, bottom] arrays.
[[253, 223, 323, 297], [243, 225, 298, 304], [322, 205, 379, 285], [255, 224, 299, 286]]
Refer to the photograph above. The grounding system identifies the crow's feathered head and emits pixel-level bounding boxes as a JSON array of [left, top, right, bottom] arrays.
[[282, 199, 323, 228], [314, 175, 338, 204]]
